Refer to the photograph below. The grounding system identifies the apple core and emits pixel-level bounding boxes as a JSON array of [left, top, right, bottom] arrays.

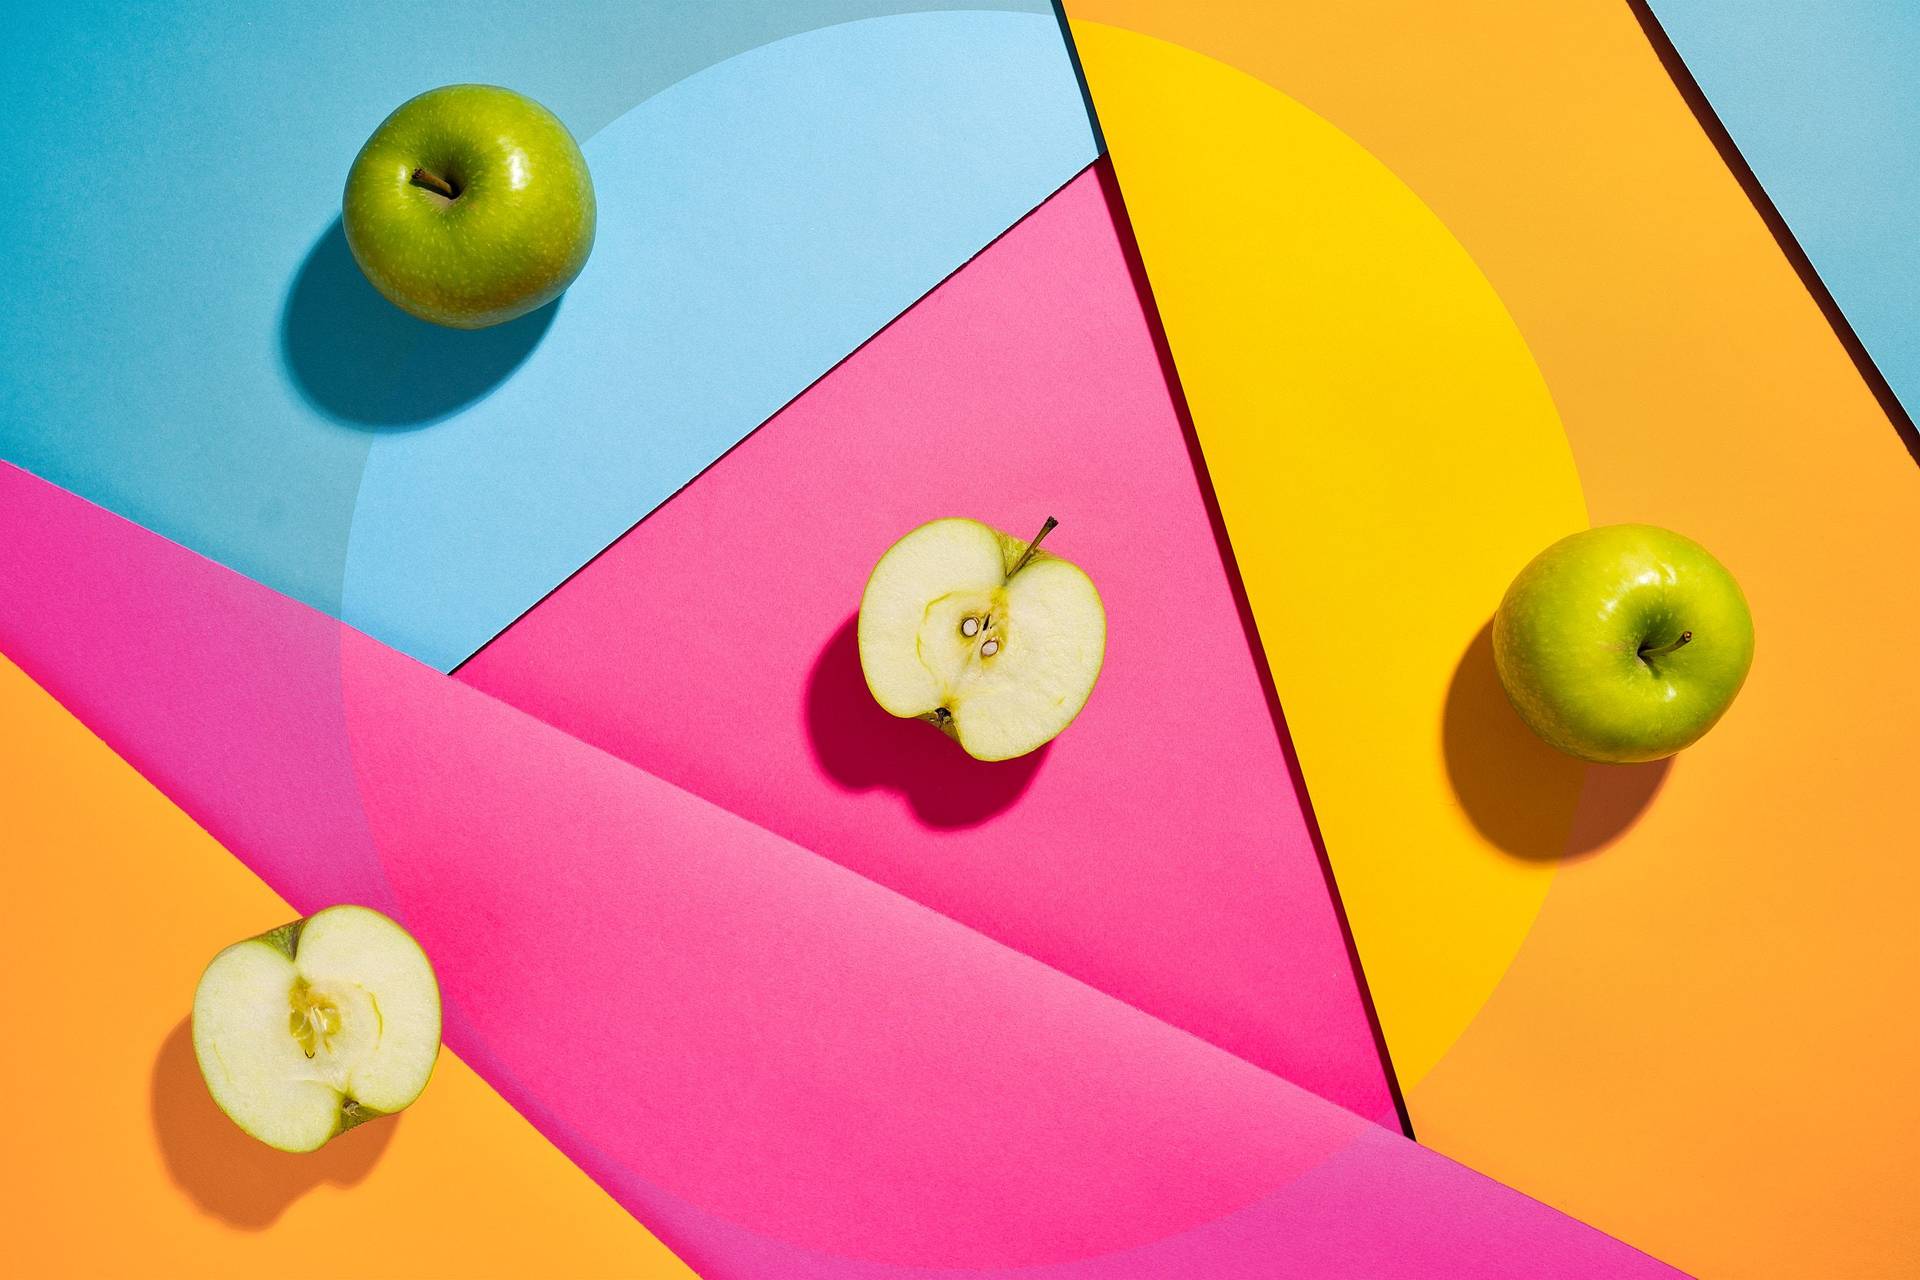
[[193, 905, 441, 1151], [858, 516, 1105, 761]]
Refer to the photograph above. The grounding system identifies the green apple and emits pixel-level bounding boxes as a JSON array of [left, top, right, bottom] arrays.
[[343, 84, 595, 329], [192, 905, 441, 1152], [1493, 523, 1754, 763], [859, 517, 1106, 761]]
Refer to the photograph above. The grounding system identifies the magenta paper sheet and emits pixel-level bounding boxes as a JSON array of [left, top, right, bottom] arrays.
[[0, 451, 1678, 1276], [458, 167, 1397, 1122]]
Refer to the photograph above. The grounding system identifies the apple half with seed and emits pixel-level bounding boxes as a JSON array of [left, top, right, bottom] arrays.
[[859, 517, 1106, 761], [192, 905, 441, 1152]]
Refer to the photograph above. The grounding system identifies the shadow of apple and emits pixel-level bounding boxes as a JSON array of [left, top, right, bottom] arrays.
[[804, 614, 1047, 830], [151, 1016, 395, 1228], [1443, 620, 1671, 862], [279, 219, 558, 429]]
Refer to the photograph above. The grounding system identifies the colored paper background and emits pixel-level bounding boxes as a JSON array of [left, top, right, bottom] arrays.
[[456, 167, 1398, 1126], [1063, 2, 1920, 1275], [0, 0, 1095, 671], [0, 654, 692, 1277], [0, 157, 1677, 1275], [1645, 0, 1920, 425], [10, 1, 1911, 1270], [0, 450, 1678, 1277]]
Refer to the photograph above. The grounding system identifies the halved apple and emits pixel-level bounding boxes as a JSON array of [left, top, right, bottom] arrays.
[[858, 517, 1106, 761], [191, 905, 441, 1152]]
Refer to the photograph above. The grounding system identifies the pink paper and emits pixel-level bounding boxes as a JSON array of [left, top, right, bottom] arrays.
[[457, 166, 1397, 1122], [0, 458, 1677, 1276]]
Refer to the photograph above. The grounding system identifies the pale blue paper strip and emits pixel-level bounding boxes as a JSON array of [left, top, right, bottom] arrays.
[[1647, 1, 1919, 422], [0, 2, 1096, 670]]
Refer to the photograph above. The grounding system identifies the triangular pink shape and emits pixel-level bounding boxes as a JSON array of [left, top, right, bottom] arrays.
[[458, 165, 1398, 1122]]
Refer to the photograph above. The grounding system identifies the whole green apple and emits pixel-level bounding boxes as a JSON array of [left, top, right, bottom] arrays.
[[1493, 524, 1754, 763], [343, 84, 595, 330]]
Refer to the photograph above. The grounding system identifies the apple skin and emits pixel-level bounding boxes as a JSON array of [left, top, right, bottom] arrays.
[[343, 84, 595, 329], [1493, 524, 1754, 763]]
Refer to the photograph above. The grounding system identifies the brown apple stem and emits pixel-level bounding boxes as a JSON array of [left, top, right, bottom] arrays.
[[1639, 630, 1693, 660], [1009, 516, 1059, 577], [410, 167, 458, 199]]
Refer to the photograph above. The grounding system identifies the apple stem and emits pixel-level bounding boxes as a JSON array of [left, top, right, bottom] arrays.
[[1639, 630, 1693, 660], [410, 167, 458, 200], [1009, 516, 1059, 577]]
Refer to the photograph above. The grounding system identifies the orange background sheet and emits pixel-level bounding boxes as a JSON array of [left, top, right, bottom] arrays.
[[0, 655, 692, 1278], [1065, 1, 1920, 1275], [9, 3, 1918, 1274]]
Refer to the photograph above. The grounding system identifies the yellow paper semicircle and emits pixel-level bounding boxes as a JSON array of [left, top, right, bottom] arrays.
[[1073, 21, 1591, 1088]]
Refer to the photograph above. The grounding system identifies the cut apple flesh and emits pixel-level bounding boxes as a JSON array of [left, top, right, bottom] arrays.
[[192, 905, 441, 1152], [859, 517, 1106, 761]]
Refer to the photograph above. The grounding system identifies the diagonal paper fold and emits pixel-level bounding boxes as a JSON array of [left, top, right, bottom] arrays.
[[0, 459, 1677, 1275], [456, 165, 1400, 1123]]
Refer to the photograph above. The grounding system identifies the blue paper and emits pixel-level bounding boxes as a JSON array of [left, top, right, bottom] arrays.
[[1648, 0, 1919, 420], [0, 1, 1095, 670]]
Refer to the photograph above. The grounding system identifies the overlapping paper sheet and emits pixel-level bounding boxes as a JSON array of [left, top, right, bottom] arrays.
[[1647, 0, 1920, 421], [0, 156, 1674, 1271], [0, 0, 1096, 670], [455, 171, 1393, 1117], [1066, 2, 1920, 1275], [0, 657, 692, 1275]]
